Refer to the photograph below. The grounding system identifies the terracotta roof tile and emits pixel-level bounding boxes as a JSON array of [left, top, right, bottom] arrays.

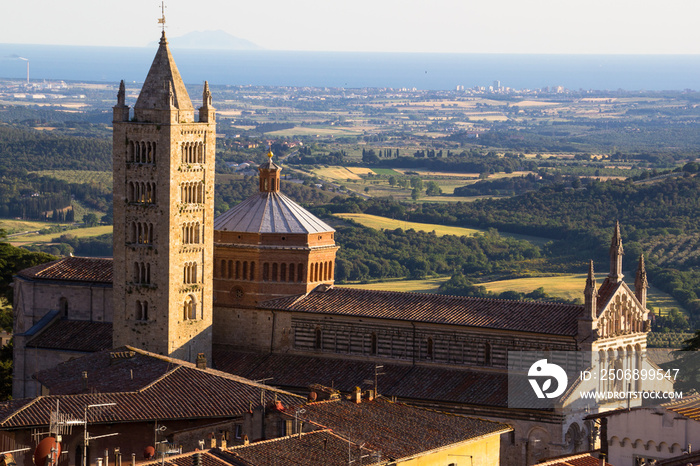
[[17, 257, 112, 284], [663, 393, 700, 422], [1, 348, 304, 429], [261, 286, 584, 336], [292, 398, 510, 461], [36, 347, 173, 395], [28, 319, 112, 352], [213, 350, 509, 408], [537, 453, 612, 466], [218, 431, 372, 466]]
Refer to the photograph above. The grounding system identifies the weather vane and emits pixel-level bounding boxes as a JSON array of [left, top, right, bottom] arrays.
[[158, 1, 167, 32]]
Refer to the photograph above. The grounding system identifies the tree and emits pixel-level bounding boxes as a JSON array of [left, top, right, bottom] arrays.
[[411, 188, 421, 200], [82, 213, 99, 227], [410, 177, 423, 191], [425, 181, 442, 196], [388, 176, 397, 186]]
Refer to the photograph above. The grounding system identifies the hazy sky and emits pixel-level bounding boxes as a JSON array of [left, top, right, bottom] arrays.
[[4, 0, 700, 54]]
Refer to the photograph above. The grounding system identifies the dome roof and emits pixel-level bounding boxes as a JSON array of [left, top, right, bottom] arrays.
[[214, 192, 334, 234]]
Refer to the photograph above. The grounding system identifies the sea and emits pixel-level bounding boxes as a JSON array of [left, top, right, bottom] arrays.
[[2, 43, 700, 91]]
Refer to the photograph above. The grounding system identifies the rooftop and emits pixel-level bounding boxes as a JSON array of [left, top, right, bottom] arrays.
[[214, 192, 335, 235], [213, 349, 509, 408], [1, 347, 303, 429], [16, 256, 112, 284], [285, 397, 510, 461], [27, 319, 112, 352], [261, 285, 584, 336], [536, 453, 612, 466]]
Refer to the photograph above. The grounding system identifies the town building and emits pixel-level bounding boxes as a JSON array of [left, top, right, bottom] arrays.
[[9, 30, 660, 466]]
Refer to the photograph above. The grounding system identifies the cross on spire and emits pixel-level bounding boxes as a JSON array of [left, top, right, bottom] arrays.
[[158, 1, 167, 32]]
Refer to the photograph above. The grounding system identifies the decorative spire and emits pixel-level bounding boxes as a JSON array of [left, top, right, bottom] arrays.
[[117, 80, 126, 106], [584, 260, 598, 320], [608, 220, 624, 283], [259, 148, 281, 193], [635, 254, 648, 309], [203, 81, 212, 107], [158, 1, 167, 33], [133, 31, 193, 119]]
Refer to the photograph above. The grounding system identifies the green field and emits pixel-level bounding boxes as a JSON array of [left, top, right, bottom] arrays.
[[1, 219, 70, 235], [9, 225, 113, 245], [334, 213, 485, 237], [343, 273, 684, 315], [32, 170, 112, 189], [334, 212, 551, 246], [371, 168, 403, 176]]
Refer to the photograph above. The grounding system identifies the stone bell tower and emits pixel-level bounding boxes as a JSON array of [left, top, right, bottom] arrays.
[[112, 31, 215, 362]]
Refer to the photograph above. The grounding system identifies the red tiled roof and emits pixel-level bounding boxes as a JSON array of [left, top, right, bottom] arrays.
[[537, 453, 612, 466], [218, 431, 375, 466], [213, 350, 509, 408], [36, 347, 173, 395], [1, 347, 303, 429], [289, 398, 510, 461], [28, 319, 112, 352], [17, 257, 112, 284], [261, 286, 584, 336], [663, 393, 700, 422]]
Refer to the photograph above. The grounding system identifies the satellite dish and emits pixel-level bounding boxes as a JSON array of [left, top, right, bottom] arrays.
[[34, 437, 61, 466]]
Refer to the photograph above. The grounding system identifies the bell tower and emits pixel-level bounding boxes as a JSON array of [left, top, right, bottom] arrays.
[[112, 32, 215, 362]]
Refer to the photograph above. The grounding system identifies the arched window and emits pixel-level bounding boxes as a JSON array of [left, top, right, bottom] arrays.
[[297, 264, 304, 283], [59, 297, 68, 317], [272, 263, 278, 281], [370, 332, 377, 355], [235, 261, 241, 280], [484, 342, 492, 366], [427, 337, 434, 360], [263, 263, 270, 281], [243, 261, 248, 280], [220, 260, 226, 278], [289, 263, 295, 282], [280, 263, 287, 282], [133, 262, 140, 283], [249, 262, 255, 280], [184, 295, 197, 320]]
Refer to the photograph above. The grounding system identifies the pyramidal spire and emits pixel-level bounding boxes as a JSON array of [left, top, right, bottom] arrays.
[[584, 260, 598, 320], [134, 31, 193, 118], [585, 260, 597, 293], [635, 254, 649, 308], [608, 220, 624, 282]]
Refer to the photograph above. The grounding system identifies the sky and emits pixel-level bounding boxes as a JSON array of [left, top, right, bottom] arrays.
[[3, 0, 700, 54]]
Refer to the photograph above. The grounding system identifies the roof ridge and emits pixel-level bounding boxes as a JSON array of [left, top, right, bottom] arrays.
[[0, 397, 40, 426], [225, 429, 333, 450]]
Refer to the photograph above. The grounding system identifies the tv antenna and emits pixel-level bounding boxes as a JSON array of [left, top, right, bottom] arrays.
[[158, 1, 167, 32]]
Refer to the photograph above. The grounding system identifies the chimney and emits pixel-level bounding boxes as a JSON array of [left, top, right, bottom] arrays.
[[97, 459, 103, 466], [82, 371, 88, 391], [209, 433, 216, 449], [220, 434, 227, 450], [243, 435, 249, 446], [353, 386, 362, 404], [196, 353, 207, 370], [366, 389, 375, 401], [193, 453, 202, 466], [131, 453, 135, 466], [115, 450, 122, 466]]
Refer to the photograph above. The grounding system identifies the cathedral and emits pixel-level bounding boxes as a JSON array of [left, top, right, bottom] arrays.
[[10, 32, 657, 466]]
